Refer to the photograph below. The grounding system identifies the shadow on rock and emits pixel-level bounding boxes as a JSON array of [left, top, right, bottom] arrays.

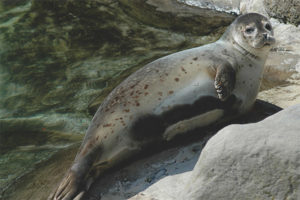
[[82, 99, 282, 200]]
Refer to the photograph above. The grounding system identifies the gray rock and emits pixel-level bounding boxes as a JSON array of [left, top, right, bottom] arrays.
[[185, 104, 300, 200], [240, 0, 268, 16], [264, 0, 300, 26], [177, 0, 241, 14]]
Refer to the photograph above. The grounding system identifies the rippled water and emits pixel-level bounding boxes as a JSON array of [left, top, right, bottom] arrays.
[[0, 1, 229, 198]]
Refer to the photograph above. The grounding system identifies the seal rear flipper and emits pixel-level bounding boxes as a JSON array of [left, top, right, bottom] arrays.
[[214, 62, 236, 101], [48, 169, 85, 200], [49, 142, 102, 200]]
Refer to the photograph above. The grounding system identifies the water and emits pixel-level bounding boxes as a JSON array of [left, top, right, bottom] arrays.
[[0, 0, 226, 198]]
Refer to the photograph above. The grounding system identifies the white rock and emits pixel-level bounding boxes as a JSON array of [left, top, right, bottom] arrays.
[[184, 104, 300, 200]]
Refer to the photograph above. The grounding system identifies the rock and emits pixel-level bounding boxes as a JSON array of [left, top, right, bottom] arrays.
[[259, 19, 300, 107], [260, 19, 300, 90], [240, 0, 268, 15], [264, 0, 300, 26], [79, 100, 282, 200], [185, 104, 300, 200], [119, 0, 235, 35], [176, 0, 241, 14]]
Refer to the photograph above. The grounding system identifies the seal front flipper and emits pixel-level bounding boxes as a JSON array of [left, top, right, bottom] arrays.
[[214, 62, 236, 101]]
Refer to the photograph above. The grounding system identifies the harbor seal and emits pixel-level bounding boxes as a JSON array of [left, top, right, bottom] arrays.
[[50, 13, 275, 200]]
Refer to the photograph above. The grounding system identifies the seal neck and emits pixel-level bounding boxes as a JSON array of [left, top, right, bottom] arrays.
[[232, 40, 259, 60]]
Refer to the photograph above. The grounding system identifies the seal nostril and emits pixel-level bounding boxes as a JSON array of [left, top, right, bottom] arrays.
[[263, 33, 268, 39]]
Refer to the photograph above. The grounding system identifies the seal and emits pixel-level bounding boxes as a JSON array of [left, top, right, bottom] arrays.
[[49, 13, 275, 200]]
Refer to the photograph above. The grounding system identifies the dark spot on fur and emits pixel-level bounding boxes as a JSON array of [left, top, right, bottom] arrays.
[[181, 67, 187, 74], [135, 101, 140, 106], [158, 92, 163, 96], [144, 85, 149, 89], [249, 64, 253, 67], [130, 115, 165, 141], [130, 91, 134, 96], [201, 53, 206, 56], [145, 92, 149, 96], [222, 49, 229, 56], [80, 141, 99, 157], [168, 90, 174, 95], [190, 62, 193, 64], [193, 57, 198, 61], [124, 109, 130, 112], [165, 73, 169, 76], [174, 78, 179, 82], [103, 123, 112, 127]]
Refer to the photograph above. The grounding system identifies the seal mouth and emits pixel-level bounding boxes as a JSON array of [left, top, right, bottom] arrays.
[[264, 36, 276, 46]]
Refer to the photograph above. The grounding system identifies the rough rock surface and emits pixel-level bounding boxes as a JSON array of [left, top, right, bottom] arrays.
[[123, 104, 300, 200], [177, 0, 241, 14], [258, 18, 300, 107], [264, 0, 300, 26], [184, 104, 300, 200]]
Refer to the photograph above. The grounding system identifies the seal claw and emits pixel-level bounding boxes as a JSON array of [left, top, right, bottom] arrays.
[[51, 170, 82, 200]]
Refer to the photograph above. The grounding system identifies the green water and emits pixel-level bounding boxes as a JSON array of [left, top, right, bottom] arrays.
[[0, 0, 232, 198]]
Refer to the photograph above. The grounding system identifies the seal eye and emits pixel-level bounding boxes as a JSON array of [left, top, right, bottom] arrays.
[[245, 27, 255, 34], [265, 23, 272, 31]]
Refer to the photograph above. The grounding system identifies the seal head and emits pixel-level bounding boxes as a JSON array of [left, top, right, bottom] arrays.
[[222, 13, 275, 59]]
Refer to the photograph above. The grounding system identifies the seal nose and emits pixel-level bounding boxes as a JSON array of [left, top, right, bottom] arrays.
[[263, 33, 276, 46]]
